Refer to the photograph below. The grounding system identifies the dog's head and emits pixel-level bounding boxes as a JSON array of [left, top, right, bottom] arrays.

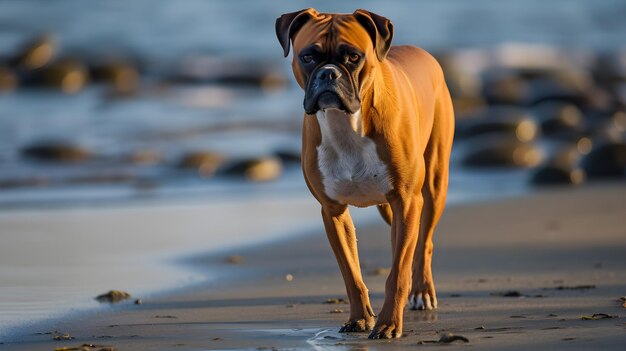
[[276, 8, 393, 115]]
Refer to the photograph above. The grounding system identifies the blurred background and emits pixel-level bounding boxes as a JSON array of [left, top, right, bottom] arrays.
[[1, 0, 624, 207], [1, 0, 626, 337]]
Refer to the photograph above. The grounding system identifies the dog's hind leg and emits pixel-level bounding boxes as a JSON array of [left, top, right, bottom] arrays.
[[410, 89, 454, 311], [322, 205, 376, 332]]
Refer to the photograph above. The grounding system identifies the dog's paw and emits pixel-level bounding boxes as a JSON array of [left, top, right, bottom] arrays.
[[410, 287, 438, 311], [368, 322, 401, 339], [339, 317, 375, 333]]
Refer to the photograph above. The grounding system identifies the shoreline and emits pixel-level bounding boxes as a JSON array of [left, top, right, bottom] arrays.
[[2, 182, 625, 349], [0, 166, 530, 338]]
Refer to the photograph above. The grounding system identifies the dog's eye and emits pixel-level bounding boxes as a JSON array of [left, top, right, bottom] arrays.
[[301, 54, 314, 64], [348, 53, 360, 63]]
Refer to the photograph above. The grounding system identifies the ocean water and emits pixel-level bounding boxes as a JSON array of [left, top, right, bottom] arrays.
[[1, 0, 625, 206]]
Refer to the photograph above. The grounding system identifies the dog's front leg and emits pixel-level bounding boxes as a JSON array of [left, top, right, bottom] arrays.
[[369, 193, 423, 339], [321, 205, 376, 333]]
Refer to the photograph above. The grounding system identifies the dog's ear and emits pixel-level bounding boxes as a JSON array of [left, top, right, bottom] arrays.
[[353, 9, 394, 61], [276, 8, 318, 57]]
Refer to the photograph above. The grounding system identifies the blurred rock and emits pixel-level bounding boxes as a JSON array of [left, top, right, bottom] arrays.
[[576, 136, 594, 155], [599, 110, 626, 142], [531, 165, 586, 186], [220, 156, 283, 182], [95, 290, 131, 303], [456, 107, 538, 142], [533, 102, 584, 136], [525, 77, 589, 107], [461, 137, 544, 168], [593, 50, 626, 87], [274, 149, 301, 164], [531, 144, 586, 186], [179, 151, 224, 178], [24, 58, 89, 94], [9, 34, 57, 70], [482, 70, 528, 105], [581, 141, 626, 178], [90, 60, 140, 95], [0, 65, 18, 92], [174, 55, 288, 91], [21, 141, 91, 163], [483, 61, 595, 108]]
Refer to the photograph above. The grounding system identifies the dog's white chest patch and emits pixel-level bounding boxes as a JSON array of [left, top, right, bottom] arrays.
[[315, 109, 392, 207]]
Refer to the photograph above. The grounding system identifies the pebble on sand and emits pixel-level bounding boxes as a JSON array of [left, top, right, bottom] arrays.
[[438, 333, 470, 343], [95, 290, 131, 303]]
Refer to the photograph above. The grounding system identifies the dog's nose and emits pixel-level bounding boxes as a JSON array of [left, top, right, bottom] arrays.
[[315, 65, 342, 82]]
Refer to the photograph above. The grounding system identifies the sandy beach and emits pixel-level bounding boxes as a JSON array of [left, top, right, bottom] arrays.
[[2, 183, 624, 350]]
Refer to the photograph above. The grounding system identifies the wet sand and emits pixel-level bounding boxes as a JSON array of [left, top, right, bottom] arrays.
[[3, 183, 626, 350]]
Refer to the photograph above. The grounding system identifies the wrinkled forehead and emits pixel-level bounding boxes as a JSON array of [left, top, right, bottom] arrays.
[[292, 13, 372, 55]]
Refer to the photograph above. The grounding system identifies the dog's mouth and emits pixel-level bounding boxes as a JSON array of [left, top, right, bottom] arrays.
[[304, 90, 359, 115], [316, 92, 346, 112]]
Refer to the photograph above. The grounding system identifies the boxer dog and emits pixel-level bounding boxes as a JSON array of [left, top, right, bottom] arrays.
[[276, 8, 454, 339]]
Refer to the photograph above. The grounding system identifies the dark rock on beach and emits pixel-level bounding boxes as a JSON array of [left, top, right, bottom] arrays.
[[531, 143, 587, 186], [21, 141, 91, 163], [0, 65, 18, 91], [179, 151, 225, 178], [274, 149, 301, 164], [90, 60, 140, 95], [95, 290, 131, 303], [482, 70, 528, 105], [533, 102, 584, 136], [8, 34, 57, 70], [455, 107, 538, 142], [461, 137, 544, 168], [219, 156, 283, 182], [581, 141, 626, 178], [531, 165, 586, 186], [22, 58, 89, 94]]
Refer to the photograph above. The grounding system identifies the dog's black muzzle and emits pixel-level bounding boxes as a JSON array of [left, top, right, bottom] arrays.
[[303, 65, 360, 114]]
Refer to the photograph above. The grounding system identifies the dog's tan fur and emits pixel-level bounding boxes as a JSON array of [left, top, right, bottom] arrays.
[[276, 8, 454, 339]]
